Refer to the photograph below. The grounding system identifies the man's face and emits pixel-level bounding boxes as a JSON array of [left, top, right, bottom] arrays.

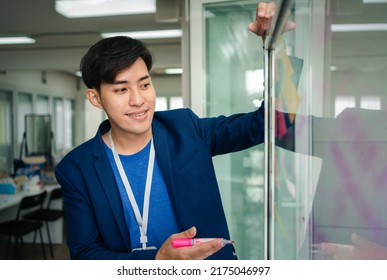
[[95, 57, 156, 140]]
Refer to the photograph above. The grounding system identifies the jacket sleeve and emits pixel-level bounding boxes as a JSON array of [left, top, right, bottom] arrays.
[[184, 106, 266, 157]]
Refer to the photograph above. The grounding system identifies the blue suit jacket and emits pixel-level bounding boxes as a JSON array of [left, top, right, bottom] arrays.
[[55, 107, 265, 259]]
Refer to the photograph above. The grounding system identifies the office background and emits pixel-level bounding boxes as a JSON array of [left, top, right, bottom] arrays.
[[1, 0, 387, 259]]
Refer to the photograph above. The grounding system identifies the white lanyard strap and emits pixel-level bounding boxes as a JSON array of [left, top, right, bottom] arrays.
[[109, 130, 155, 250]]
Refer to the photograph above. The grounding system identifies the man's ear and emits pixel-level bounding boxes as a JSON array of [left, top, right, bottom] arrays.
[[86, 89, 103, 109]]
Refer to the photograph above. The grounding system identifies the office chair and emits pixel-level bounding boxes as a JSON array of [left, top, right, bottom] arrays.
[[23, 188, 63, 258], [0, 191, 47, 259]]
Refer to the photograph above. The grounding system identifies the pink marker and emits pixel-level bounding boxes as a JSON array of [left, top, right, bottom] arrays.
[[172, 238, 234, 248]]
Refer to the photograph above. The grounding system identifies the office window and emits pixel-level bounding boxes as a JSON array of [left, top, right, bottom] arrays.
[[63, 98, 75, 150], [335, 96, 356, 117], [269, 0, 387, 260], [360, 96, 381, 110], [53, 97, 64, 152], [18, 92, 33, 158], [169, 96, 184, 109], [52, 97, 75, 153], [36, 95, 50, 114], [199, 0, 265, 260], [0, 90, 13, 173], [155, 97, 168, 111], [245, 69, 264, 96]]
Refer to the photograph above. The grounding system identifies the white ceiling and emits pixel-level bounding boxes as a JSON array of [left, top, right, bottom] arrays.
[[0, 0, 182, 75], [1, 0, 387, 77]]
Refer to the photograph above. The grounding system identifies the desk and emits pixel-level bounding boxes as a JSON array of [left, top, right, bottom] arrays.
[[0, 185, 64, 244]]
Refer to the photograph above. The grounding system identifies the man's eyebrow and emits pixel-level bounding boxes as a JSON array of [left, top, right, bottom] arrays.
[[112, 80, 127, 85], [139, 75, 150, 81], [112, 75, 150, 84]]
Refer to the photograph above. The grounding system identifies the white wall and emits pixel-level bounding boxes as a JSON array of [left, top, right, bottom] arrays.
[[0, 70, 79, 98]]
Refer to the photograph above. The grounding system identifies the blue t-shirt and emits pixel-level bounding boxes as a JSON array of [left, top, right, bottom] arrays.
[[104, 140, 181, 250]]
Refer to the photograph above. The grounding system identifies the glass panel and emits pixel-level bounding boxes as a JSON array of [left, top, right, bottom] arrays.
[[36, 95, 50, 114], [53, 97, 64, 152], [204, 0, 265, 260], [18, 92, 33, 158], [169, 96, 183, 109], [63, 98, 75, 150], [51, 98, 75, 153], [270, 0, 387, 260], [25, 114, 52, 156], [155, 97, 168, 111], [0, 90, 13, 173], [267, 0, 312, 260]]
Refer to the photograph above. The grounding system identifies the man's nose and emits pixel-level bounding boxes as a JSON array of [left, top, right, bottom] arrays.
[[129, 89, 145, 106]]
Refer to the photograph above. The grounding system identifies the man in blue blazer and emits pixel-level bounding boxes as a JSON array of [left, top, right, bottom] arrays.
[[55, 2, 277, 260]]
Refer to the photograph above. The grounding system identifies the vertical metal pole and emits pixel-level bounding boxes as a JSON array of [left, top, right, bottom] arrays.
[[263, 47, 270, 260], [264, 47, 277, 260], [263, 0, 294, 261]]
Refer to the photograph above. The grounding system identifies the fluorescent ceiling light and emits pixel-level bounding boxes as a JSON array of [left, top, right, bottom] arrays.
[[0, 37, 36, 45], [164, 68, 183, 75], [331, 23, 387, 32], [101, 29, 182, 39], [55, 0, 156, 18], [363, 0, 387, 3]]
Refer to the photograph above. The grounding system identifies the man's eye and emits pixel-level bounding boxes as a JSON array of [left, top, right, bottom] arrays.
[[115, 88, 127, 94], [141, 83, 150, 89]]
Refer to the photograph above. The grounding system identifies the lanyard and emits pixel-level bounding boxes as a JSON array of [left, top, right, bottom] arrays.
[[109, 130, 155, 250]]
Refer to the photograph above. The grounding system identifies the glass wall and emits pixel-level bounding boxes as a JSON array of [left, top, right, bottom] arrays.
[[36, 94, 50, 114], [0, 90, 13, 173], [268, 0, 387, 259], [17, 92, 34, 159], [0, 85, 76, 175], [63, 98, 75, 152], [192, 0, 387, 260], [25, 114, 52, 156], [50, 97, 76, 154], [192, 0, 266, 259], [205, 1, 267, 260], [17, 92, 34, 153]]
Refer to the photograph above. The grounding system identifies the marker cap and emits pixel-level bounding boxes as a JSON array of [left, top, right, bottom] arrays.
[[172, 238, 193, 248]]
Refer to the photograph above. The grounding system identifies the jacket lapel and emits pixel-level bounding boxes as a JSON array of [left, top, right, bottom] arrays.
[[152, 121, 180, 221]]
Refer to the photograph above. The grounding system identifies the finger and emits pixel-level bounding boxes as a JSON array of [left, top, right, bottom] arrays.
[[265, 2, 276, 18], [171, 226, 197, 239], [156, 227, 197, 260], [282, 12, 296, 33], [183, 226, 197, 238], [257, 2, 276, 18], [248, 20, 267, 37], [248, 3, 268, 34], [284, 21, 296, 32], [184, 238, 223, 260], [257, 2, 268, 18], [198, 239, 223, 259], [249, 2, 277, 36]]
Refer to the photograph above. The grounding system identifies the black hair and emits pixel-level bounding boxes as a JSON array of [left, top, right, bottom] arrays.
[[80, 36, 153, 91]]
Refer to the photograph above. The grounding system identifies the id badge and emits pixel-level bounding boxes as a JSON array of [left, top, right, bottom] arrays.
[[132, 246, 157, 251]]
